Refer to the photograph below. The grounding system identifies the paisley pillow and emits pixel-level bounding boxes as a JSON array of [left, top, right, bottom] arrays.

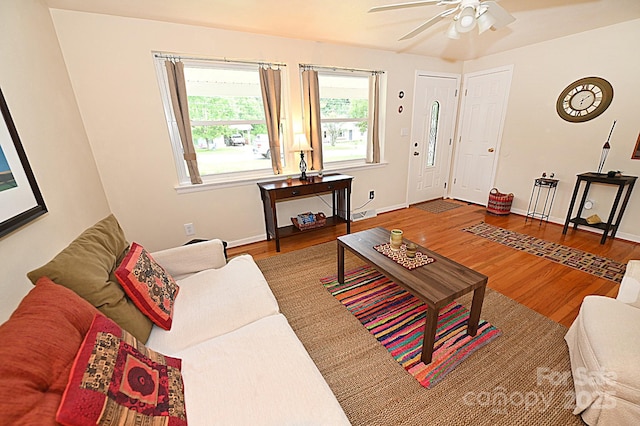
[[56, 314, 187, 425], [115, 243, 179, 330]]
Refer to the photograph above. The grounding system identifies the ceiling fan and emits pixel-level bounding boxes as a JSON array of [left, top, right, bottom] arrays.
[[369, 0, 516, 41]]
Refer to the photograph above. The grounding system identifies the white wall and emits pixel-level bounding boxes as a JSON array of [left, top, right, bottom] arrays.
[[0, 0, 111, 322], [49, 10, 461, 251], [461, 19, 640, 240]]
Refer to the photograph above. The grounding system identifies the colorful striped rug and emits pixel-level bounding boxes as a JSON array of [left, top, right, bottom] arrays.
[[462, 222, 627, 282], [321, 266, 501, 388]]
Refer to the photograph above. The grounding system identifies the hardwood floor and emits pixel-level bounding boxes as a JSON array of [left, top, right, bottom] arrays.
[[227, 200, 640, 327]]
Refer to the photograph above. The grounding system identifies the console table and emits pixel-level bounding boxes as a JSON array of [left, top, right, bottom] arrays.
[[258, 174, 352, 252], [562, 172, 637, 244]]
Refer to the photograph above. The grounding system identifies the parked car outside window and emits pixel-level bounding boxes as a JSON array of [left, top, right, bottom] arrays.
[[229, 134, 246, 146]]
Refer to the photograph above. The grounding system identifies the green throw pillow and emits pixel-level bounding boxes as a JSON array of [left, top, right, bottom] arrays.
[[26, 214, 153, 342]]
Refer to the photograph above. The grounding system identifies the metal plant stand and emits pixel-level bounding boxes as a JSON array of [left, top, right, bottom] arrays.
[[526, 178, 559, 225]]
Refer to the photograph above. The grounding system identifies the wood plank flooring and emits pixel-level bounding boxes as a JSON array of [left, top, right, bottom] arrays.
[[227, 200, 640, 327]]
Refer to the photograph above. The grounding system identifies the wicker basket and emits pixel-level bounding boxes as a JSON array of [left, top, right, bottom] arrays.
[[291, 212, 327, 230], [487, 188, 514, 215]]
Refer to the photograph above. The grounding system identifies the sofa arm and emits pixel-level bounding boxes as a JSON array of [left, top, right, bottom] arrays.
[[617, 260, 640, 306], [152, 239, 227, 280]]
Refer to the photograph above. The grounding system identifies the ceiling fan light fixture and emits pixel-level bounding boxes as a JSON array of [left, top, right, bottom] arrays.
[[446, 21, 460, 39], [455, 6, 476, 33], [477, 9, 496, 34]]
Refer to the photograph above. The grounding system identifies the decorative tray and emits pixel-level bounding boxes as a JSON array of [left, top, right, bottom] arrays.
[[373, 243, 435, 270]]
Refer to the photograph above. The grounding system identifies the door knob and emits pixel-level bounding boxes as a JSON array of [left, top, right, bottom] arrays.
[[488, 148, 495, 152], [413, 152, 419, 156]]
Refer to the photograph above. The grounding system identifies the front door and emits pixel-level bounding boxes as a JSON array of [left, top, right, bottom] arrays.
[[407, 72, 460, 204], [451, 66, 513, 205]]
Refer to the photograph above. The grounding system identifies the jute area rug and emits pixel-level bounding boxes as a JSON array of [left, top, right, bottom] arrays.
[[255, 241, 583, 425]]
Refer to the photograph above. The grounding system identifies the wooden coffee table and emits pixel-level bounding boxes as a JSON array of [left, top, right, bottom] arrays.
[[337, 227, 488, 364]]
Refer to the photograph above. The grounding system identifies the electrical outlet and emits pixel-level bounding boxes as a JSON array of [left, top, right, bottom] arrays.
[[184, 223, 195, 236], [369, 190, 375, 200]]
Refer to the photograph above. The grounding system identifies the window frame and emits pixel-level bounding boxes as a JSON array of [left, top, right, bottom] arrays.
[[315, 68, 373, 167], [426, 100, 440, 167], [154, 55, 291, 186]]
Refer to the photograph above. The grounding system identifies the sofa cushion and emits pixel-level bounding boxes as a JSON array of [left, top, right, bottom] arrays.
[[145, 254, 279, 354], [26, 214, 153, 342], [115, 242, 179, 330], [174, 314, 350, 425], [0, 278, 98, 425], [57, 315, 187, 426]]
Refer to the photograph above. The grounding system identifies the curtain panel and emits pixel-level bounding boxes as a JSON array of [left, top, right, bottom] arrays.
[[368, 73, 381, 164], [258, 67, 283, 174], [301, 69, 323, 171], [164, 60, 202, 184]]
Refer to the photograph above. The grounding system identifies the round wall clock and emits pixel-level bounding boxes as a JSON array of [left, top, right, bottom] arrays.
[[556, 77, 613, 123]]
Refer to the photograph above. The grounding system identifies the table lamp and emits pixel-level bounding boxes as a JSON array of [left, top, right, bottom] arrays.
[[293, 134, 312, 180]]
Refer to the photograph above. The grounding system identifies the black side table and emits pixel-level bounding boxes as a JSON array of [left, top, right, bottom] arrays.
[[562, 172, 637, 244], [526, 178, 559, 225]]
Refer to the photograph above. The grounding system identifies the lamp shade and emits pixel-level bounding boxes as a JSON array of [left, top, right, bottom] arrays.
[[293, 133, 312, 151], [477, 8, 496, 34], [446, 21, 461, 39], [455, 6, 477, 33]]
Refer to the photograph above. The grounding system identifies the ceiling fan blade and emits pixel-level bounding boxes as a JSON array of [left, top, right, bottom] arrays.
[[399, 8, 457, 40], [482, 1, 515, 29], [368, 0, 456, 13]]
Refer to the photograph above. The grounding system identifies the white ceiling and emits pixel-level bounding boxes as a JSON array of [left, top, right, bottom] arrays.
[[44, 0, 640, 61]]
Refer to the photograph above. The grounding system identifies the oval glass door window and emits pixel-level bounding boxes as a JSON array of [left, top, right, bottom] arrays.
[[427, 101, 440, 166]]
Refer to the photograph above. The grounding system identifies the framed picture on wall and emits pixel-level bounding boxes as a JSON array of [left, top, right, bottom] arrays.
[[0, 87, 47, 238], [633, 132, 640, 160]]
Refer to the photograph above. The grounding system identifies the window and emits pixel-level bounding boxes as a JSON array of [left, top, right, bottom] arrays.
[[156, 57, 286, 183], [317, 71, 371, 164], [427, 101, 440, 167]]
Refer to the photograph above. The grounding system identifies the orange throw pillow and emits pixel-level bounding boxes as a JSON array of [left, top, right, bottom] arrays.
[[0, 278, 98, 424]]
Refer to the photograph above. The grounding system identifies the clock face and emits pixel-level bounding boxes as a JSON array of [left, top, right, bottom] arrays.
[[556, 77, 613, 123], [569, 90, 595, 111]]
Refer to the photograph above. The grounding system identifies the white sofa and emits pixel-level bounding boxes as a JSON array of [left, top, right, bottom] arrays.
[[148, 239, 351, 425], [565, 260, 640, 425], [0, 233, 349, 425]]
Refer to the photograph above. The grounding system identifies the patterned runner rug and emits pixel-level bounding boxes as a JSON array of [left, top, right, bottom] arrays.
[[463, 222, 626, 283], [321, 266, 501, 389], [413, 199, 462, 214]]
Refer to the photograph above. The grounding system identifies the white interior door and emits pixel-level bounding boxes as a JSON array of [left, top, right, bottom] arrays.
[[407, 72, 460, 204], [451, 66, 512, 205]]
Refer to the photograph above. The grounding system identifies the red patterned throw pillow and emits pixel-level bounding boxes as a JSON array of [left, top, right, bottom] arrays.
[[56, 315, 187, 426], [115, 242, 179, 330]]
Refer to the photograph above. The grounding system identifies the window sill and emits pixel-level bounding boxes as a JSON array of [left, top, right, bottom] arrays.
[[174, 160, 388, 194]]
